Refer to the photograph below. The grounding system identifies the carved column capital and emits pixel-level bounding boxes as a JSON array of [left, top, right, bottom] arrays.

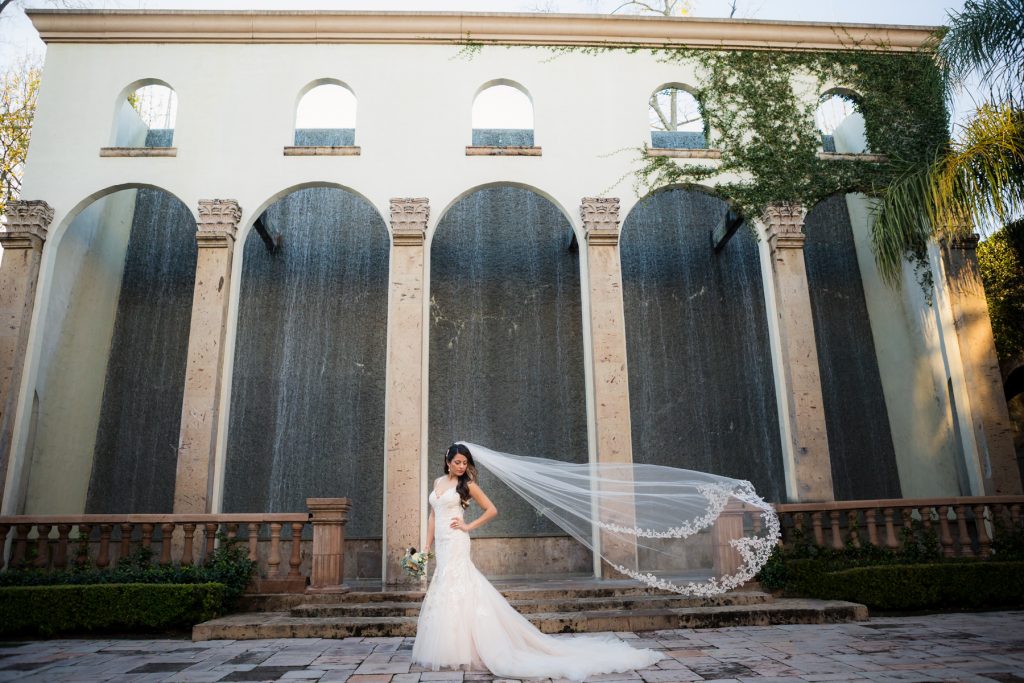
[[390, 198, 429, 246], [946, 233, 980, 251], [1, 200, 54, 250], [763, 201, 807, 251], [196, 199, 242, 248], [581, 197, 620, 246]]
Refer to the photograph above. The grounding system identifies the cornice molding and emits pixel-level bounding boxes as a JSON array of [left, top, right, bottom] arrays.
[[27, 10, 938, 52]]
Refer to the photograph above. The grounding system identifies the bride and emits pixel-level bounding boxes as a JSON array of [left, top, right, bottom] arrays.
[[410, 443, 665, 679]]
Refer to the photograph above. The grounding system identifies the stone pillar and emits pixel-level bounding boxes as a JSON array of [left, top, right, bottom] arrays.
[[172, 199, 242, 514], [941, 234, 1022, 494], [763, 202, 835, 502], [307, 497, 351, 594], [0, 201, 53, 501], [383, 198, 429, 586], [581, 197, 638, 576]]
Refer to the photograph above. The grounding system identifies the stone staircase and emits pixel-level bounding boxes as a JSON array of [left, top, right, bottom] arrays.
[[192, 581, 867, 640]]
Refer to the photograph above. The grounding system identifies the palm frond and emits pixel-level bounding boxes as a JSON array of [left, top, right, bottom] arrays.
[[870, 154, 938, 287], [939, 0, 1024, 105]]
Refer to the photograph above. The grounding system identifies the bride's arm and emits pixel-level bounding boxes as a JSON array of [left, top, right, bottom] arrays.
[[425, 508, 435, 553], [460, 482, 498, 532]]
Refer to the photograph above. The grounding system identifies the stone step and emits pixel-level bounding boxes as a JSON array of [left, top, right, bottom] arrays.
[[193, 599, 868, 641], [289, 591, 773, 618]]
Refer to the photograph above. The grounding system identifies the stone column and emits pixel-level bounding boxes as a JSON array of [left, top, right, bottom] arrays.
[[383, 198, 429, 586], [0, 201, 53, 500], [941, 234, 1022, 494], [763, 202, 835, 502], [581, 197, 638, 576], [172, 199, 242, 514]]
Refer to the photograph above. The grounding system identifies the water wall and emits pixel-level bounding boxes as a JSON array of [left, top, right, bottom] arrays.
[[223, 188, 389, 539], [621, 189, 785, 502], [86, 183, 197, 513], [429, 186, 587, 536], [804, 195, 901, 500]]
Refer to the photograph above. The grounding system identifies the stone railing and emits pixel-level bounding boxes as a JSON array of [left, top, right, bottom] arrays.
[[774, 496, 1024, 558], [0, 497, 350, 594]]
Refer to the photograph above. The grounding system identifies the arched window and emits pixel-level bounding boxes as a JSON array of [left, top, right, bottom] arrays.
[[471, 81, 534, 147], [294, 81, 357, 146], [816, 89, 868, 153], [113, 81, 177, 148], [649, 85, 706, 150]]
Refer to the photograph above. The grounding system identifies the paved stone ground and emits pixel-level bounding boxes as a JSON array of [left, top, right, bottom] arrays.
[[1, 611, 1022, 683]]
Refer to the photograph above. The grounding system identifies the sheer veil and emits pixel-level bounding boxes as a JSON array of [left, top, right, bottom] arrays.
[[459, 442, 780, 597]]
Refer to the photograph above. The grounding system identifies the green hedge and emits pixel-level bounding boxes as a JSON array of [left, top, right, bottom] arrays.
[[0, 583, 225, 637], [783, 560, 1024, 610]]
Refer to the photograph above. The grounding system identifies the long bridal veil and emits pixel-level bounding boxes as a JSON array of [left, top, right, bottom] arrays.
[[460, 442, 780, 597]]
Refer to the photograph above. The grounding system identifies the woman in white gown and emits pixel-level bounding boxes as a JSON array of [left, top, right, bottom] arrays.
[[411, 443, 665, 680]]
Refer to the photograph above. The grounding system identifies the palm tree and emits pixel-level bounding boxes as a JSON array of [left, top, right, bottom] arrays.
[[872, 0, 1024, 285]]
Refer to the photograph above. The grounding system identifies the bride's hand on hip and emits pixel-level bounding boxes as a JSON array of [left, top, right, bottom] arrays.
[[449, 517, 468, 532]]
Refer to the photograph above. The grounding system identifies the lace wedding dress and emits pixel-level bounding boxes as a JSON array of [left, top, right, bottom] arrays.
[[411, 486, 665, 680]]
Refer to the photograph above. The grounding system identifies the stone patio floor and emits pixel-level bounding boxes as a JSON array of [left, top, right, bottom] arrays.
[[1, 610, 1022, 683]]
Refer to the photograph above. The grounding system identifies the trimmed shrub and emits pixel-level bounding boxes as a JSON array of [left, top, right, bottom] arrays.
[[0, 583, 225, 637], [783, 560, 1024, 610]]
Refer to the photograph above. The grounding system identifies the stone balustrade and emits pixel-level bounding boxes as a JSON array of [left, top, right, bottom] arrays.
[[774, 496, 1024, 559], [0, 498, 350, 594]]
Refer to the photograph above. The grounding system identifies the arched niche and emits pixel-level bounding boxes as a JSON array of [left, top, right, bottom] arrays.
[[294, 79, 357, 146], [428, 185, 586, 538], [621, 186, 784, 501], [23, 184, 197, 515], [111, 79, 178, 148], [222, 185, 389, 543], [803, 193, 901, 499], [816, 88, 868, 153], [471, 80, 535, 147], [649, 83, 707, 150]]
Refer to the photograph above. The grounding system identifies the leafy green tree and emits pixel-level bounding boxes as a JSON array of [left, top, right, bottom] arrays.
[[0, 56, 39, 215], [977, 220, 1024, 362]]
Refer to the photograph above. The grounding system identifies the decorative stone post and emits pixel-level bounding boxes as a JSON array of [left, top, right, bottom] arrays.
[[763, 202, 835, 502], [383, 198, 429, 586], [581, 197, 638, 576], [941, 234, 1022, 494], [307, 497, 352, 594], [172, 199, 242, 514], [0, 200, 53, 500]]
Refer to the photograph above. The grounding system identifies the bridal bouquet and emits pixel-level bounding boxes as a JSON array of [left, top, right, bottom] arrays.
[[401, 547, 434, 580]]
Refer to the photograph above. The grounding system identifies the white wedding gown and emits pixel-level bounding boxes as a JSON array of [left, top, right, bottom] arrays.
[[411, 487, 665, 680]]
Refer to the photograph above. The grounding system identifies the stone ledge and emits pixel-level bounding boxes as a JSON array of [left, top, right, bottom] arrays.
[[284, 145, 361, 156], [466, 146, 542, 156], [99, 147, 177, 157], [647, 148, 722, 159], [817, 151, 889, 162]]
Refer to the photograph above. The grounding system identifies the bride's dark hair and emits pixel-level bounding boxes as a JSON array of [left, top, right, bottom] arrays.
[[444, 443, 477, 509]]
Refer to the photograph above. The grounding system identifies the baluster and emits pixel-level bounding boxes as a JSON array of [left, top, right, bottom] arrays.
[[0, 524, 10, 570], [226, 523, 238, 541], [919, 505, 934, 535], [141, 523, 154, 549], [829, 511, 843, 550], [811, 512, 824, 547], [883, 508, 899, 550], [269, 523, 283, 577], [973, 505, 992, 559], [12, 524, 30, 567], [181, 524, 196, 566], [119, 523, 133, 562], [937, 505, 955, 558], [53, 524, 72, 569], [204, 523, 218, 564], [752, 512, 762, 535], [33, 524, 52, 569], [96, 524, 113, 569], [865, 509, 878, 546], [846, 510, 861, 548], [955, 505, 973, 557], [247, 523, 259, 562], [160, 523, 174, 565], [288, 522, 304, 577]]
